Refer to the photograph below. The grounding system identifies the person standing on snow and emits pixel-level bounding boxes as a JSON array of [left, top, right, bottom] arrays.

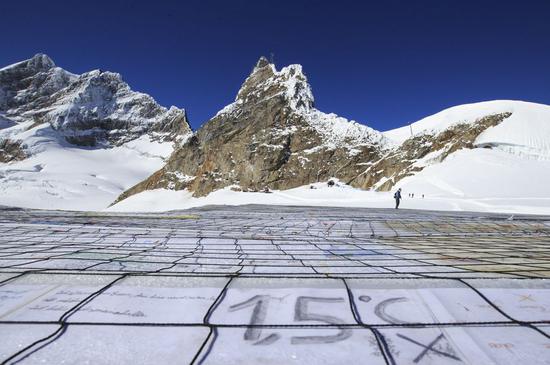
[[394, 188, 402, 209]]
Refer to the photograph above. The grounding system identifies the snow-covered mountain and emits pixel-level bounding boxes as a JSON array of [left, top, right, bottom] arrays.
[[385, 100, 550, 159], [112, 98, 550, 214], [0, 54, 190, 147], [1, 55, 549, 213], [0, 54, 192, 209], [113, 58, 550, 213]]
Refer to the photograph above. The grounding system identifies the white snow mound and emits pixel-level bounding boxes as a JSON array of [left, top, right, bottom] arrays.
[[384, 100, 550, 160], [0, 122, 174, 210]]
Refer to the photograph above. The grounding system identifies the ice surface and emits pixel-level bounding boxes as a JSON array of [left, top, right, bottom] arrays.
[[348, 279, 509, 325], [0, 206, 549, 364], [16, 325, 209, 365], [0, 125, 173, 210], [0, 324, 58, 363], [198, 328, 385, 365]]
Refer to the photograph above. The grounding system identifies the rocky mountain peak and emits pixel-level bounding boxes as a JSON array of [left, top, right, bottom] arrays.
[[0, 53, 55, 75], [45, 68, 192, 146], [232, 57, 314, 115], [27, 53, 55, 71], [254, 56, 271, 69], [0, 54, 75, 111], [116, 58, 389, 201]]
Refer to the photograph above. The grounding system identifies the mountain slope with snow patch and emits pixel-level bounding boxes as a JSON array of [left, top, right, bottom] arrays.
[[113, 99, 550, 214], [0, 54, 192, 210]]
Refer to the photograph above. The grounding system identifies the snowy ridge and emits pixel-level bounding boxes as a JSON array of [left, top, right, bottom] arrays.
[[302, 110, 389, 153], [0, 53, 54, 73], [0, 54, 77, 112], [1, 54, 191, 147], [0, 54, 191, 210]]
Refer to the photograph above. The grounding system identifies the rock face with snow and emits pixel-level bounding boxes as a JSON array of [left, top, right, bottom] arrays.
[[117, 57, 390, 200], [118, 59, 548, 204], [0, 54, 191, 149], [2, 54, 549, 212], [113, 97, 550, 214], [0, 139, 27, 163], [358, 112, 512, 190]]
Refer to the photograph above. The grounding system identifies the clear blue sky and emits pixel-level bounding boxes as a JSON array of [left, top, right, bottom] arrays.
[[1, 0, 549, 131]]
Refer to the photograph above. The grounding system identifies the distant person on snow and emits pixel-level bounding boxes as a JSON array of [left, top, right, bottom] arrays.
[[394, 188, 402, 209]]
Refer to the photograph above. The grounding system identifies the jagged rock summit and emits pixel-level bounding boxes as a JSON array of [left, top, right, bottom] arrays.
[[231, 56, 314, 113], [0, 54, 74, 112], [0, 53, 191, 148]]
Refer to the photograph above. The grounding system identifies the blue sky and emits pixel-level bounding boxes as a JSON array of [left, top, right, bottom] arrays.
[[1, 0, 549, 131]]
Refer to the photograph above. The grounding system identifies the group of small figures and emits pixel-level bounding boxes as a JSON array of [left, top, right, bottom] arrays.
[[394, 188, 425, 209]]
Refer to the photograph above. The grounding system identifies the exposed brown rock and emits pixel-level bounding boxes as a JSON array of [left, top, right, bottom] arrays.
[[0, 139, 27, 163]]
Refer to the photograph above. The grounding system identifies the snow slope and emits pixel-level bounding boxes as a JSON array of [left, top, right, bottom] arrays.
[[377, 100, 550, 214], [108, 176, 550, 215], [397, 148, 550, 213], [0, 121, 173, 210], [0, 54, 192, 210]]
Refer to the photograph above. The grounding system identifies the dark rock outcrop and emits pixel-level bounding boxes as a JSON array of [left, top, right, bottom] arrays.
[[0, 139, 27, 163]]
